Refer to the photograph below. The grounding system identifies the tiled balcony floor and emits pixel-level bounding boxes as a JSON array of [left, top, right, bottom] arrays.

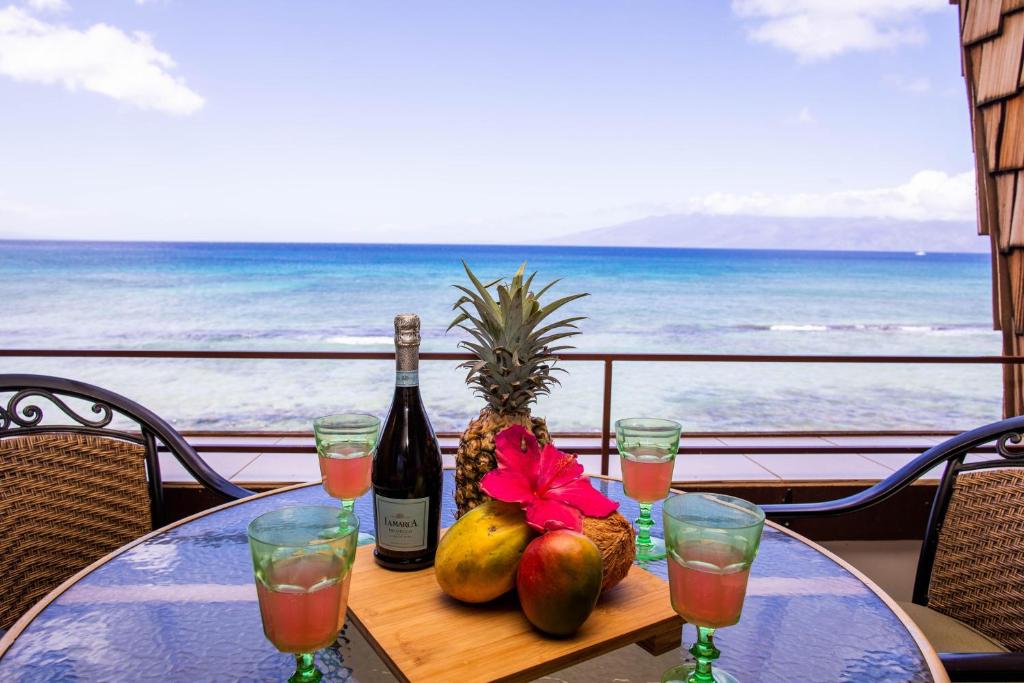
[[162, 433, 959, 487]]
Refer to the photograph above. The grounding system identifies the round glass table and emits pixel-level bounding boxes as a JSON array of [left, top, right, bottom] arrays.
[[0, 472, 947, 682]]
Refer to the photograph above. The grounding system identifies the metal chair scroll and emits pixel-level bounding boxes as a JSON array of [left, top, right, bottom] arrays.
[[0, 374, 253, 629]]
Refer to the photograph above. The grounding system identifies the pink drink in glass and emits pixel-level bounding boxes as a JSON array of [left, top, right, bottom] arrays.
[[668, 540, 751, 628], [621, 448, 674, 503], [256, 553, 350, 653], [337, 568, 352, 631], [319, 444, 373, 500]]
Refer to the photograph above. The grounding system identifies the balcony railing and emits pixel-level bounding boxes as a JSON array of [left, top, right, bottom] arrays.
[[4, 348, 1023, 475]]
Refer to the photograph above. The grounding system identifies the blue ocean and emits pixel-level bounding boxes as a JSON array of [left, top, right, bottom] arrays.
[[0, 240, 1001, 432]]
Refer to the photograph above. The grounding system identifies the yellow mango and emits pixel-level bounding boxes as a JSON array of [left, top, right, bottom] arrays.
[[434, 500, 535, 603]]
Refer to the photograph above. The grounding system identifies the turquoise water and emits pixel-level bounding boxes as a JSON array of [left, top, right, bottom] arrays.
[[0, 240, 1001, 431]]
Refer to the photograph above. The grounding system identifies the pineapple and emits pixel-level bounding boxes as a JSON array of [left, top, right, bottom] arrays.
[[449, 261, 587, 516]]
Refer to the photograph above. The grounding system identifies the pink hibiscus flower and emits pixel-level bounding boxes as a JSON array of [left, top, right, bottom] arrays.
[[481, 424, 619, 532]]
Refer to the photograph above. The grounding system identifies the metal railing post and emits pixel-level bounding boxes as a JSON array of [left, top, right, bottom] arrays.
[[601, 358, 613, 475]]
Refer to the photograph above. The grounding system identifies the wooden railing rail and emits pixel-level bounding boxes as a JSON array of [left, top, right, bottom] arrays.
[[4, 348, 1021, 474]]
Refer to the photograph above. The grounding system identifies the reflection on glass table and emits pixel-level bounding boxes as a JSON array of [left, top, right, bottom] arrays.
[[0, 472, 941, 683]]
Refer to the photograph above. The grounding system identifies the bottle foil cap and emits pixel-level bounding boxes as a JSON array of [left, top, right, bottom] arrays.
[[394, 314, 421, 347]]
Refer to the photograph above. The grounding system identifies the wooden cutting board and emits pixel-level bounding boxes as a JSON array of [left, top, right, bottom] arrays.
[[345, 544, 683, 683]]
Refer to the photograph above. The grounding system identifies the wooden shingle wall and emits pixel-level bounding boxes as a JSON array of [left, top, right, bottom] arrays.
[[956, 0, 1024, 416]]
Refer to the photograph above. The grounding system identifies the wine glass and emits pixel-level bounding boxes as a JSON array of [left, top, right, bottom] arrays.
[[615, 417, 682, 562], [661, 492, 765, 683], [313, 413, 379, 546], [248, 505, 360, 683]]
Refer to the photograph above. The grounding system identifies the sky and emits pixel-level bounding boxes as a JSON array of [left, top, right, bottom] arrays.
[[0, 0, 979, 244]]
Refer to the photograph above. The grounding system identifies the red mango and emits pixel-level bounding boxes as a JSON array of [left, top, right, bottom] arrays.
[[516, 530, 603, 636]]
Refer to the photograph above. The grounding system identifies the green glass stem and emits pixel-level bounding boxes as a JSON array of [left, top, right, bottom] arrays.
[[341, 498, 375, 546], [636, 502, 655, 549], [688, 627, 720, 683], [338, 499, 359, 533], [289, 653, 322, 683]]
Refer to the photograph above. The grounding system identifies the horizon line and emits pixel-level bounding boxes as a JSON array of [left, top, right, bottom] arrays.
[[0, 236, 989, 257]]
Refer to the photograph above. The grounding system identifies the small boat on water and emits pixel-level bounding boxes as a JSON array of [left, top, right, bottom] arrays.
[[915, 250, 927, 256]]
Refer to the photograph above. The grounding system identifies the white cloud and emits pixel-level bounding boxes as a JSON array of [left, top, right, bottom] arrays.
[[424, 171, 978, 241], [678, 169, 976, 221], [25, 0, 68, 13], [0, 191, 71, 238], [904, 77, 931, 94], [0, 195, 41, 218], [797, 106, 814, 123], [0, 5, 203, 114], [883, 74, 932, 95], [731, 0, 948, 62]]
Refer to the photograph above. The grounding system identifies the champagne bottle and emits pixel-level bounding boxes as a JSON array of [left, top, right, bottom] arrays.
[[372, 313, 443, 570]]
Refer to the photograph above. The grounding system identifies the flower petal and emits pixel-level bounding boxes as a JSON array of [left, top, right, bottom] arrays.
[[481, 469, 534, 505], [547, 477, 619, 518], [494, 424, 541, 474], [535, 443, 583, 494], [525, 498, 583, 533]]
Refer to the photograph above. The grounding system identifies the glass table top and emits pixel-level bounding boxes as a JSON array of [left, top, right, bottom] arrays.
[[0, 472, 940, 682]]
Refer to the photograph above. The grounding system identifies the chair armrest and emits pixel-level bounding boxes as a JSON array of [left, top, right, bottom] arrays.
[[940, 652, 1024, 681], [761, 456, 938, 520], [762, 416, 1024, 520]]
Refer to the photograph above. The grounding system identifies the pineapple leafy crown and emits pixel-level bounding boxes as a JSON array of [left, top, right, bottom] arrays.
[[447, 261, 588, 415]]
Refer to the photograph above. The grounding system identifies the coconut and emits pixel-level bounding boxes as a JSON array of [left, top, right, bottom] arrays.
[[581, 511, 634, 592]]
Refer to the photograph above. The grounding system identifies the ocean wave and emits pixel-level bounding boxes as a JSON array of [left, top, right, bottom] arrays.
[[760, 323, 995, 335], [769, 324, 828, 332], [326, 335, 394, 345], [56, 328, 401, 345], [601, 322, 997, 338]]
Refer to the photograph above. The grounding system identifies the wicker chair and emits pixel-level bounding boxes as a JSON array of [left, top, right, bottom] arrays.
[[763, 416, 1024, 682], [0, 374, 253, 631]]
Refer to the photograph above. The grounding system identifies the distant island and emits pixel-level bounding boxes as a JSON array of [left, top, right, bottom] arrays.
[[550, 214, 987, 254]]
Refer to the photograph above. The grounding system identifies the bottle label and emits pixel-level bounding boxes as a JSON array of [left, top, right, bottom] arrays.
[[395, 370, 418, 387], [375, 495, 429, 551]]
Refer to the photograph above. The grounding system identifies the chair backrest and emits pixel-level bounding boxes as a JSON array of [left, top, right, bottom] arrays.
[[0, 432, 152, 629], [0, 374, 252, 629], [761, 416, 1024, 652], [913, 424, 1024, 650]]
